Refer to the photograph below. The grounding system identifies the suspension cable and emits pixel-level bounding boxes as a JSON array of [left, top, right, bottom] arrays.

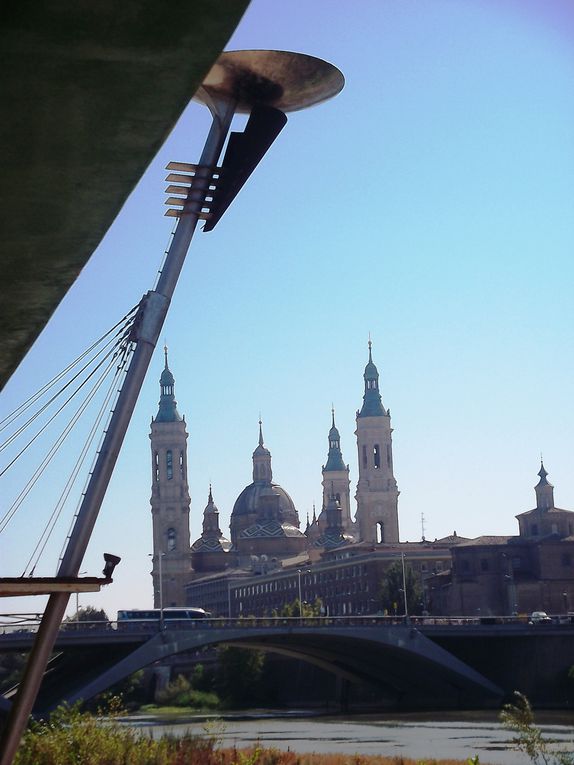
[[0, 340, 131, 536], [24, 341, 134, 575], [0, 324, 133, 476], [0, 304, 138, 434], [55, 340, 134, 569], [0, 317, 134, 455]]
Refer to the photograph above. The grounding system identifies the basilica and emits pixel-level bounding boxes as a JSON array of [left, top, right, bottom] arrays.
[[150, 345, 574, 618], [149, 342, 404, 609]]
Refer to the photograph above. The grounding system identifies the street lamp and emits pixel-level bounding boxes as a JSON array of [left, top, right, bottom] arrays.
[[400, 552, 409, 619], [0, 49, 344, 765], [297, 569, 311, 617], [75, 572, 87, 622], [149, 552, 165, 629]]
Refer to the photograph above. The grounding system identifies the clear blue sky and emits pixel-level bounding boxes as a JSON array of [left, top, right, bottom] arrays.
[[2, 0, 574, 619]]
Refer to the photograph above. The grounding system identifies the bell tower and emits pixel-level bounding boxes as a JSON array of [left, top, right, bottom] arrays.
[[149, 348, 192, 606], [321, 408, 352, 530], [354, 341, 399, 543]]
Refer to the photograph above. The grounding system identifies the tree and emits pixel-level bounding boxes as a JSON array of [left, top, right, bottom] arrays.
[[62, 606, 109, 629], [276, 597, 323, 618], [215, 646, 265, 707], [380, 561, 423, 616]]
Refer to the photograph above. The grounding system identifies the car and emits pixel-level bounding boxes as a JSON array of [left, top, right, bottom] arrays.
[[529, 611, 552, 624]]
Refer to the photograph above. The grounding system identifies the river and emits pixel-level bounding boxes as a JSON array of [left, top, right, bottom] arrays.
[[122, 711, 574, 764]]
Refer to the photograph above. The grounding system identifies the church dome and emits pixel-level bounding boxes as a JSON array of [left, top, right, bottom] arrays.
[[232, 481, 299, 525]]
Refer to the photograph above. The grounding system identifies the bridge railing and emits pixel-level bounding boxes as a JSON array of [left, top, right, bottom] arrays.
[[2, 612, 572, 638]]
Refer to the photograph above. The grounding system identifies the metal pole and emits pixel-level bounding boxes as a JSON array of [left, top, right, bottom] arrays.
[[158, 552, 164, 630], [401, 552, 409, 619], [0, 96, 236, 765], [297, 569, 302, 617]]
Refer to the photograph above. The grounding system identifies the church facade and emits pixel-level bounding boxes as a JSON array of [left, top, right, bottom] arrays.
[[149, 342, 402, 608]]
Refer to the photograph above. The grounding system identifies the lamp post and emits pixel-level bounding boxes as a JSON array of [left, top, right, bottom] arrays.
[[401, 552, 409, 619], [297, 569, 303, 617], [75, 571, 87, 622], [0, 49, 343, 765], [149, 552, 165, 629], [158, 552, 165, 629]]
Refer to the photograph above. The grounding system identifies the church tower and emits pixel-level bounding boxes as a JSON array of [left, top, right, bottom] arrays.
[[149, 348, 192, 606], [321, 408, 352, 530], [354, 341, 399, 543]]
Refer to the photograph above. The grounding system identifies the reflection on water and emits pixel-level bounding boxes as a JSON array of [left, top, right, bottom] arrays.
[[122, 711, 574, 765]]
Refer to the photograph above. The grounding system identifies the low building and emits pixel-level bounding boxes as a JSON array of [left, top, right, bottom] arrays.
[[427, 464, 574, 616]]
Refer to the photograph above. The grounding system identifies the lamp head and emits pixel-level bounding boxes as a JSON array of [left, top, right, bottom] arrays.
[[102, 553, 121, 580]]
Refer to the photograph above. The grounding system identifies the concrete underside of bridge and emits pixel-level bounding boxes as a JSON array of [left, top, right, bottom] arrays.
[[1, 626, 503, 716], [0, 0, 249, 389]]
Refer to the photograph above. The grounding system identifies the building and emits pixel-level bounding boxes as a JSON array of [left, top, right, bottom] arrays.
[[427, 464, 574, 616], [149, 344, 574, 619]]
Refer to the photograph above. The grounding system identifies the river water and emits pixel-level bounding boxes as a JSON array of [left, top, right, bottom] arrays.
[[123, 712, 574, 765]]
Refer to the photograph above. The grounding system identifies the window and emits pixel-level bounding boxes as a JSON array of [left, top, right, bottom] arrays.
[[376, 521, 385, 544], [552, 523, 559, 535], [480, 558, 489, 572], [166, 450, 173, 480], [167, 528, 176, 551], [179, 451, 184, 479], [511, 557, 521, 569], [373, 444, 381, 469], [386, 445, 391, 467], [362, 445, 367, 468], [154, 452, 159, 482]]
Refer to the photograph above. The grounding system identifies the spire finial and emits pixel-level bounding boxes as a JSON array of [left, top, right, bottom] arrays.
[[164, 342, 169, 368], [368, 333, 372, 362], [312, 502, 317, 523], [258, 416, 264, 447], [331, 404, 335, 428], [208, 483, 213, 504]]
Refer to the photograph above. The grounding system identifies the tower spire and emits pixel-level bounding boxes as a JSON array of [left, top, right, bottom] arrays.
[[155, 348, 182, 422], [324, 407, 346, 472], [252, 418, 272, 483], [535, 460, 554, 510], [358, 338, 386, 418]]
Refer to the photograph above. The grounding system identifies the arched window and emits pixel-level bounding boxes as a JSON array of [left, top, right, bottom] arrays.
[[179, 451, 184, 479], [154, 452, 159, 482], [166, 450, 173, 480], [373, 444, 381, 469], [376, 522, 385, 544], [336, 492, 341, 503], [167, 528, 176, 551], [386, 444, 391, 467]]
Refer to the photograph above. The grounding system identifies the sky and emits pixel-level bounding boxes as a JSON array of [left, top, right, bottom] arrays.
[[2, 0, 574, 620]]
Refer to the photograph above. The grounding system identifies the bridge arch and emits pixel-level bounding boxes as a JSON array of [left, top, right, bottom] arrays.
[[14, 621, 502, 714]]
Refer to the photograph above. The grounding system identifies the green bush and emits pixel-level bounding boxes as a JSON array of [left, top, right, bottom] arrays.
[[155, 673, 220, 709], [14, 699, 216, 765]]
